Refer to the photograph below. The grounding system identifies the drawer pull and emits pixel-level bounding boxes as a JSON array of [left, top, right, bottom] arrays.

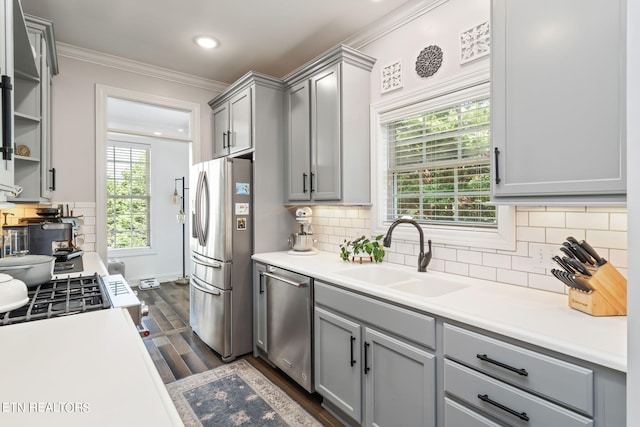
[[477, 353, 529, 377], [478, 394, 530, 422]]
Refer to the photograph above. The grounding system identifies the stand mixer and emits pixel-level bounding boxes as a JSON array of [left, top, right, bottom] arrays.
[[288, 207, 317, 254]]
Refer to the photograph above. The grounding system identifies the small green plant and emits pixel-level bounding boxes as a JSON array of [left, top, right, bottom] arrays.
[[339, 235, 385, 263]]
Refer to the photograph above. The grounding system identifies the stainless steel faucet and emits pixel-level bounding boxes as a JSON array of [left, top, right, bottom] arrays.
[[383, 218, 432, 272]]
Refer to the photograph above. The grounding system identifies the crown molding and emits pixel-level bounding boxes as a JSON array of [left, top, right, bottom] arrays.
[[343, 0, 451, 49], [56, 42, 228, 92]]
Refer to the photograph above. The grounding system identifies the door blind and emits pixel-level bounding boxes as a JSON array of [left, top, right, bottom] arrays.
[[385, 97, 495, 226]]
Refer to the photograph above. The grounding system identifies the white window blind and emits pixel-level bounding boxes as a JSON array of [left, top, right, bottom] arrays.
[[106, 141, 151, 249], [385, 96, 495, 226]]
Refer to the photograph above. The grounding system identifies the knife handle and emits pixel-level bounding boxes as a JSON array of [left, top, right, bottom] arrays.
[[579, 240, 606, 266]]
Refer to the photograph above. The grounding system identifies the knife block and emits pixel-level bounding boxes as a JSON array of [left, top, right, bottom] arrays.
[[568, 262, 627, 316]]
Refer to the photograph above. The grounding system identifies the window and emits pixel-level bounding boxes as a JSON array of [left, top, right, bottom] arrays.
[[106, 140, 150, 249], [385, 96, 494, 226], [373, 74, 515, 250]]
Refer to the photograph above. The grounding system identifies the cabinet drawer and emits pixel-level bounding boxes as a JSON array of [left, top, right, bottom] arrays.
[[443, 323, 593, 415], [315, 281, 435, 349], [444, 398, 501, 427], [445, 360, 593, 427]]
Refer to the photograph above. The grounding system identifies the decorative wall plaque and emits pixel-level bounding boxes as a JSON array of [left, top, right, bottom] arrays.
[[381, 60, 402, 93], [460, 21, 490, 64], [415, 45, 443, 78]]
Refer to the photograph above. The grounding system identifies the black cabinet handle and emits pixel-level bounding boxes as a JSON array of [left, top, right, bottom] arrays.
[[478, 394, 529, 421], [494, 147, 501, 184], [350, 336, 356, 367], [302, 173, 307, 193], [259, 272, 264, 294], [364, 341, 370, 374], [310, 172, 315, 193], [476, 354, 528, 376], [49, 168, 56, 191], [1, 75, 13, 161]]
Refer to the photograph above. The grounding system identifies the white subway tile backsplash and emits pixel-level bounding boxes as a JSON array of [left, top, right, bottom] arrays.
[[610, 213, 627, 231], [545, 228, 584, 245], [529, 211, 566, 228], [516, 226, 546, 243], [586, 230, 627, 250], [445, 261, 469, 276], [482, 252, 512, 269], [496, 269, 528, 287], [469, 265, 497, 281], [457, 250, 483, 265], [308, 205, 627, 295], [566, 212, 610, 230], [529, 273, 566, 293]]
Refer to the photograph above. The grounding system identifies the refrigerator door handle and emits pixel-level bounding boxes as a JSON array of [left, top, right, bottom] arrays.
[[194, 170, 204, 244], [191, 254, 222, 269], [191, 275, 222, 296], [195, 170, 210, 247]]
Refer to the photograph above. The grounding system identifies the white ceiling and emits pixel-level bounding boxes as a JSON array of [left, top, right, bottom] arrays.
[[20, 0, 413, 84]]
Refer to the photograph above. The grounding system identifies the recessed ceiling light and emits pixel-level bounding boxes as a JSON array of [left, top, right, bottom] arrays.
[[194, 36, 219, 49], [177, 128, 185, 133], [153, 131, 163, 136]]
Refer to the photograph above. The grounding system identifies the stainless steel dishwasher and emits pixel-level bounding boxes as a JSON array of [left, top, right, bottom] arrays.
[[263, 265, 314, 393]]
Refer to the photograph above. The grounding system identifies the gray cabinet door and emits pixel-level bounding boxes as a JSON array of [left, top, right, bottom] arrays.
[[211, 102, 228, 159], [314, 306, 362, 423], [286, 80, 311, 201], [39, 36, 53, 199], [491, 0, 625, 199], [364, 327, 436, 427], [310, 64, 341, 201], [253, 263, 267, 352], [229, 87, 252, 155]]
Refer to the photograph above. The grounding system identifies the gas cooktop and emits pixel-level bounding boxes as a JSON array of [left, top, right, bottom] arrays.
[[0, 274, 110, 326]]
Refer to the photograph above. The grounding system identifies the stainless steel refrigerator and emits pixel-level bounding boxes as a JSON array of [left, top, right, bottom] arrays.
[[189, 157, 252, 361]]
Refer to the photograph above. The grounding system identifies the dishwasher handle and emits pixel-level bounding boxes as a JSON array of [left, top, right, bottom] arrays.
[[263, 271, 308, 288]]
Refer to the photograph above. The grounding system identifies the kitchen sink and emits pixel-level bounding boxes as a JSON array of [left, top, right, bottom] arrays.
[[388, 279, 469, 298], [334, 265, 414, 286], [333, 265, 470, 298]]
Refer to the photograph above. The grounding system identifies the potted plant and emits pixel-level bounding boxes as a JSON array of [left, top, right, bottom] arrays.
[[339, 235, 385, 263]]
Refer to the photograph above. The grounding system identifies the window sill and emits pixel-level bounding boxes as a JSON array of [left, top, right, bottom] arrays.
[[372, 206, 516, 251], [107, 247, 156, 258]]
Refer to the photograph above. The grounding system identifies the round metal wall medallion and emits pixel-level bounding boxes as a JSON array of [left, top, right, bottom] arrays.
[[415, 45, 443, 78]]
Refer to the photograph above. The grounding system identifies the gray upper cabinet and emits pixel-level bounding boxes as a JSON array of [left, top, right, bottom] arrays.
[[491, 0, 626, 203], [284, 45, 375, 204], [210, 85, 252, 159], [10, 13, 57, 203]]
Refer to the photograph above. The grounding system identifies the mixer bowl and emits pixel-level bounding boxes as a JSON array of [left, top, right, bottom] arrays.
[[289, 233, 315, 251]]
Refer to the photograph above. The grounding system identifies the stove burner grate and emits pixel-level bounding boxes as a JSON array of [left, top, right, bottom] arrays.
[[0, 274, 110, 326]]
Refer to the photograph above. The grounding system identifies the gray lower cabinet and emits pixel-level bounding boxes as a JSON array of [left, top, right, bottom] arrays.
[[252, 262, 267, 353], [284, 45, 375, 204], [491, 0, 626, 202], [442, 323, 625, 427], [314, 281, 436, 427]]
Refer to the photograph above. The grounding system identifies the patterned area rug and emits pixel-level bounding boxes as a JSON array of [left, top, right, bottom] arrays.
[[166, 359, 322, 427]]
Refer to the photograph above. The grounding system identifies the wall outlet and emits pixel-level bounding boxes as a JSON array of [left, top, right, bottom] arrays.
[[530, 243, 559, 268]]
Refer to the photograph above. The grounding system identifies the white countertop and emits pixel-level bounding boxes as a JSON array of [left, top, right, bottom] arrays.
[[253, 251, 627, 373], [0, 309, 183, 427]]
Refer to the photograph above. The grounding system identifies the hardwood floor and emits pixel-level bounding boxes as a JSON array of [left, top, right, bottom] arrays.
[[140, 281, 343, 427]]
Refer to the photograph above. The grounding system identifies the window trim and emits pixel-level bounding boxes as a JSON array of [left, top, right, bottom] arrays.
[[370, 68, 516, 250], [96, 85, 200, 261]]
